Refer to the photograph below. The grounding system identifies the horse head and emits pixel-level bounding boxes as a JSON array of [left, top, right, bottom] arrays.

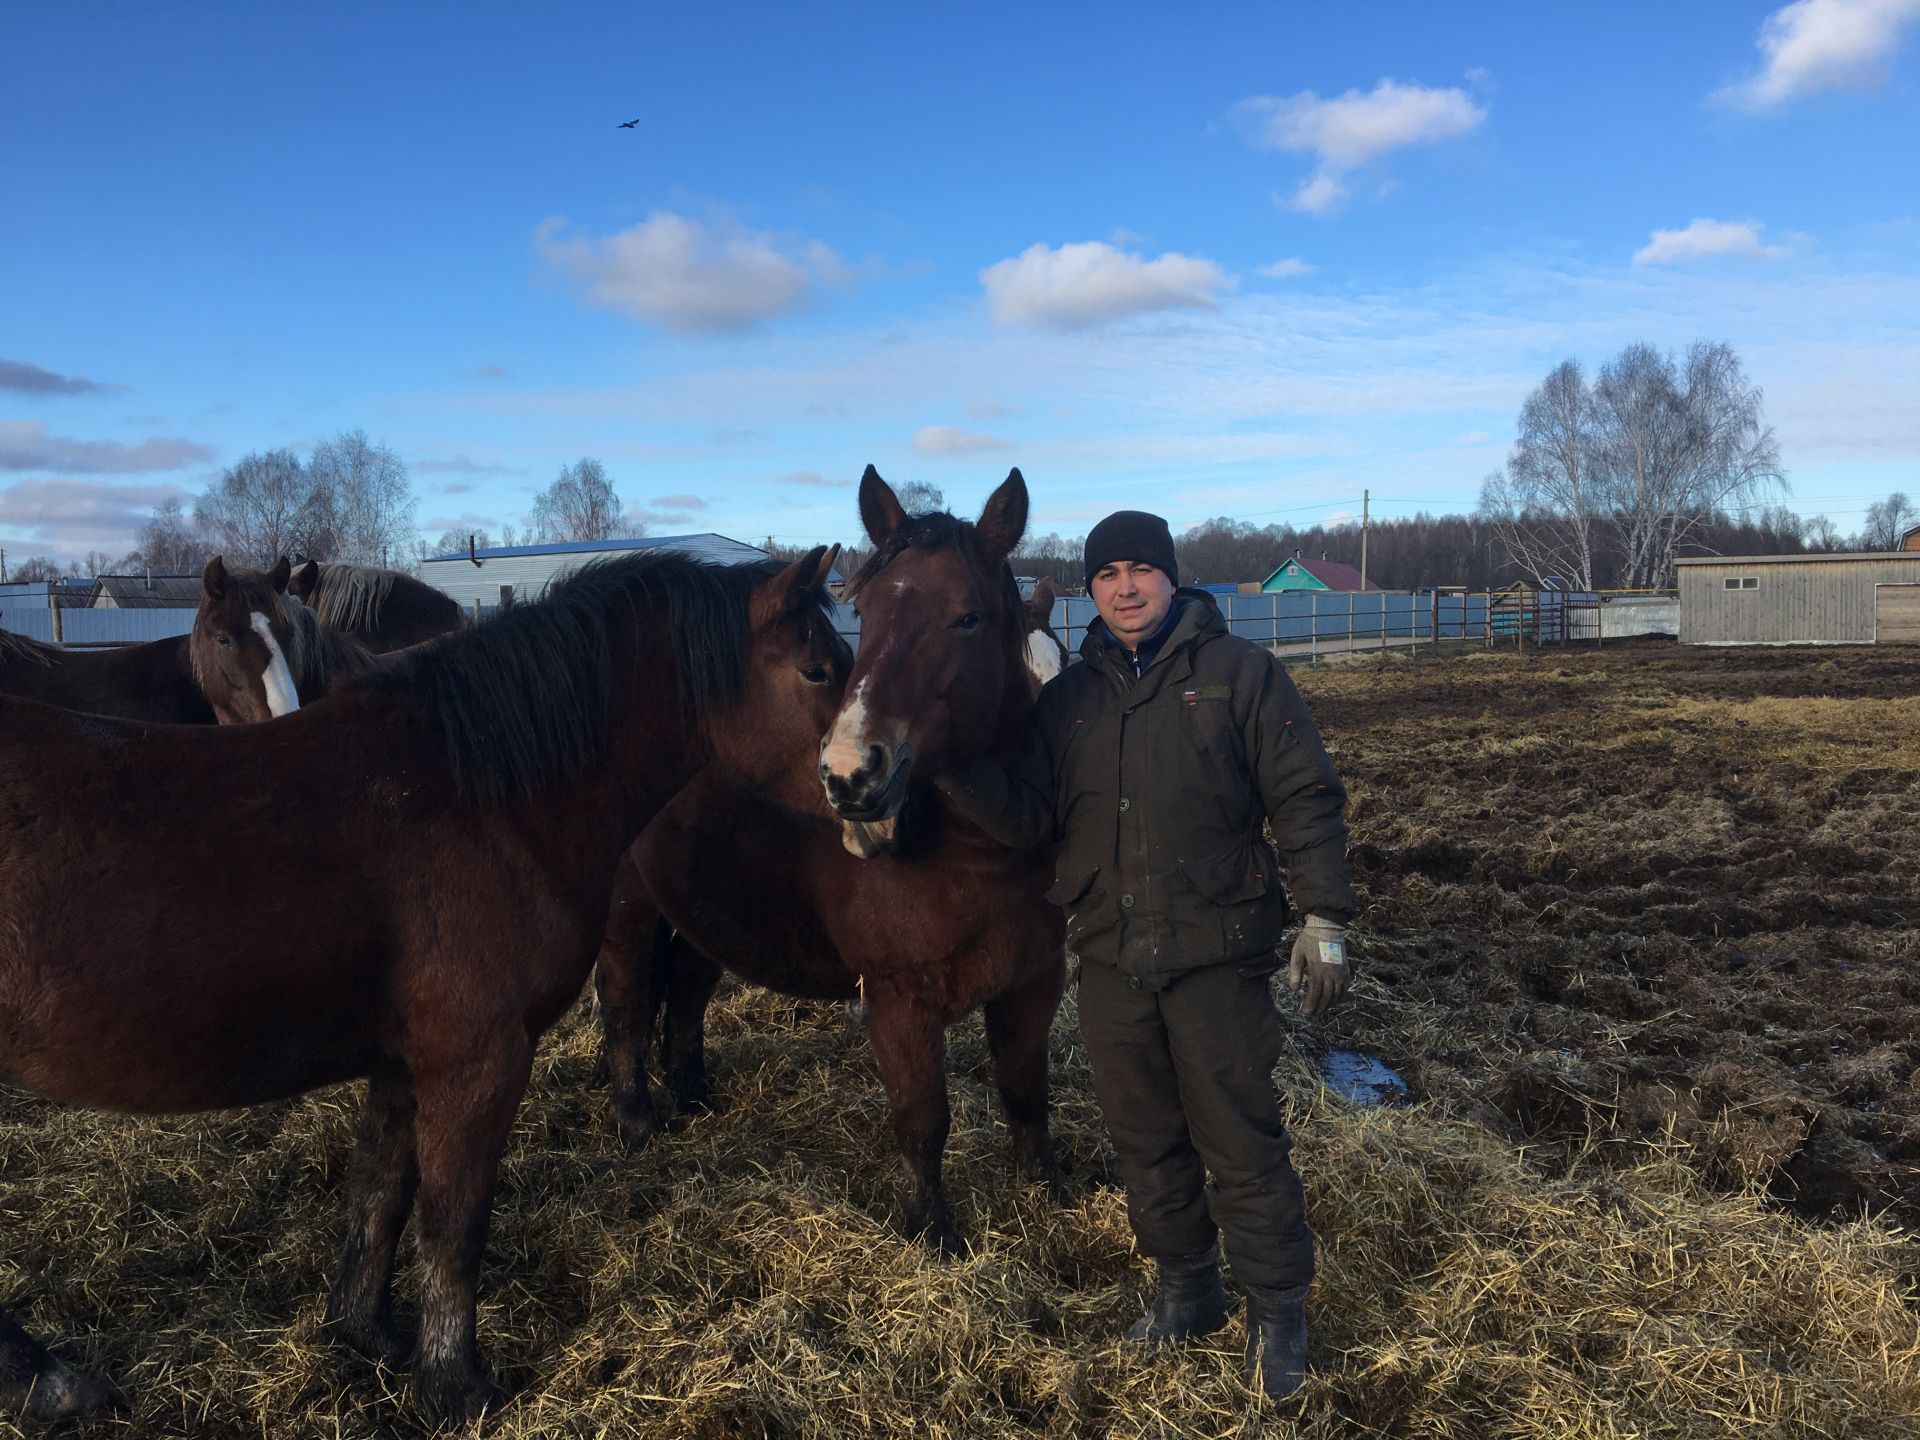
[[708, 545, 850, 797], [191, 556, 304, 724], [1022, 576, 1067, 694], [819, 466, 1028, 824]]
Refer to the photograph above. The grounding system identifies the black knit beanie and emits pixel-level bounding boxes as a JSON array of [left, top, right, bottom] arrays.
[[1083, 510, 1179, 585]]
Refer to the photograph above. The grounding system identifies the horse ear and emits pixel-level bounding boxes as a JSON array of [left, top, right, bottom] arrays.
[[202, 556, 228, 602], [1027, 575, 1057, 620], [751, 545, 832, 630], [975, 467, 1029, 565], [814, 543, 842, 594], [268, 556, 292, 594], [858, 465, 908, 547], [289, 559, 319, 602]]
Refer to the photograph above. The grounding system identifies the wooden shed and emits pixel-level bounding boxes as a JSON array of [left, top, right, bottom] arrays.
[[1677, 552, 1920, 645]]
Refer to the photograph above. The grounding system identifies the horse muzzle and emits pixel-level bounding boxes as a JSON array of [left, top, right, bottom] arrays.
[[820, 743, 913, 823]]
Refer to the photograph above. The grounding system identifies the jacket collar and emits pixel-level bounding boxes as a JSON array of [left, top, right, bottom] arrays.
[[1081, 589, 1226, 700]]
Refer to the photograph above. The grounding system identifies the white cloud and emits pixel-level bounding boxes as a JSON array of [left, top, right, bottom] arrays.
[[649, 492, 709, 510], [534, 212, 847, 334], [417, 454, 513, 475], [980, 241, 1232, 328], [1257, 257, 1316, 279], [774, 469, 852, 488], [0, 421, 214, 473], [1235, 79, 1487, 216], [1633, 218, 1789, 264], [0, 478, 194, 553], [1715, 0, 1920, 109], [912, 425, 1011, 455]]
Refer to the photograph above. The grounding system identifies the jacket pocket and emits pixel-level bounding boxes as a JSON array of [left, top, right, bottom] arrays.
[[1045, 863, 1101, 908], [1177, 845, 1272, 905]]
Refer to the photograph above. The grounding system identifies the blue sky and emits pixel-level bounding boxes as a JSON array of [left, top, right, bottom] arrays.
[[3, 0, 1917, 565]]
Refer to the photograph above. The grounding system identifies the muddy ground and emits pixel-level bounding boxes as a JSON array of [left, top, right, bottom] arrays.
[[1309, 638, 1920, 1223], [1, 638, 1916, 1438]]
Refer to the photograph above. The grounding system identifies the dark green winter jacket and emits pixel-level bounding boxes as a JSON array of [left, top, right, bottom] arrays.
[[939, 590, 1355, 989]]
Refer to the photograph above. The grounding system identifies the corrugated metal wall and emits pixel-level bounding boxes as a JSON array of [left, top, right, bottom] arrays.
[[0, 609, 194, 645], [420, 536, 769, 610], [1679, 555, 1920, 644]]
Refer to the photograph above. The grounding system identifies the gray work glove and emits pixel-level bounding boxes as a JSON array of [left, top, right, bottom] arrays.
[[1287, 916, 1351, 1017]]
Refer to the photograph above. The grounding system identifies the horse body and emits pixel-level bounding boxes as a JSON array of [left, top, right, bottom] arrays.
[[0, 547, 842, 1425]]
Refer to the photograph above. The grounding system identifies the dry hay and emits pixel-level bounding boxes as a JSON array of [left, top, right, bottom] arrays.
[[2, 639, 1918, 1437]]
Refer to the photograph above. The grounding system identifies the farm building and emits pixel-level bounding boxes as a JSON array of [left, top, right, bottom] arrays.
[[89, 574, 202, 608], [1258, 550, 1379, 593], [417, 533, 822, 610], [1677, 552, 1920, 645], [1902, 523, 1920, 552]]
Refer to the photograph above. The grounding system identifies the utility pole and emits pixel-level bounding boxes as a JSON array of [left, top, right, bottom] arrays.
[[0, 548, 7, 583], [1359, 489, 1370, 590]]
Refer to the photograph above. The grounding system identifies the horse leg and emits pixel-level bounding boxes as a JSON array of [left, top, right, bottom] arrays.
[[659, 933, 723, 1114], [984, 961, 1070, 1204], [593, 858, 665, 1147], [865, 995, 961, 1256], [407, 1041, 533, 1426], [324, 1067, 419, 1365], [0, 1304, 122, 1422]]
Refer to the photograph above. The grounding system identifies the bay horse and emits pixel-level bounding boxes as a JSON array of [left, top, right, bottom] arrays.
[[610, 469, 1068, 1255], [191, 555, 382, 724], [288, 559, 469, 652], [0, 546, 842, 1425]]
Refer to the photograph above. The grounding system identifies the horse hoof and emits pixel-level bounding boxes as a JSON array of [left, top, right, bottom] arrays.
[[324, 1308, 409, 1367], [614, 1106, 660, 1150], [413, 1367, 501, 1427]]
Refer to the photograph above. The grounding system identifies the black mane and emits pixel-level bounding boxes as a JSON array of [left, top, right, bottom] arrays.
[[0, 627, 57, 667], [380, 550, 828, 808]]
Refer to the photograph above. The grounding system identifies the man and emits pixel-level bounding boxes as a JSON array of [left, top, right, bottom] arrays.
[[937, 510, 1355, 1400]]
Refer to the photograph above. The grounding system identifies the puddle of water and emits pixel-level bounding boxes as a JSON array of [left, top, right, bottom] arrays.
[[1319, 1049, 1409, 1106]]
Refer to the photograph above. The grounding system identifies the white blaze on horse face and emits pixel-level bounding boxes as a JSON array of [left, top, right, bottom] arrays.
[[819, 677, 873, 781], [1026, 630, 1064, 686], [250, 611, 300, 718]]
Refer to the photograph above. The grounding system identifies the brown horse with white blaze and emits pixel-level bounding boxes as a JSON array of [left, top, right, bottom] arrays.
[[0, 546, 840, 1426], [191, 555, 382, 724], [627, 469, 1067, 1253]]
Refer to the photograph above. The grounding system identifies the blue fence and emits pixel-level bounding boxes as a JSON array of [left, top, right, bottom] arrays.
[[824, 590, 1491, 657], [0, 608, 195, 646]]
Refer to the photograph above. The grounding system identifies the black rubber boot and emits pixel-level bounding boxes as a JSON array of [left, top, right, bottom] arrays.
[[1243, 1283, 1310, 1399], [1124, 1244, 1229, 1346]]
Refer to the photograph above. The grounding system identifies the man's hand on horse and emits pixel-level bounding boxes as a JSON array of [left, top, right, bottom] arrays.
[[1287, 916, 1351, 1016]]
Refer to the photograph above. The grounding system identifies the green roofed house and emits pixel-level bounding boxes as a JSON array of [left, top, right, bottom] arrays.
[[1259, 550, 1379, 594]]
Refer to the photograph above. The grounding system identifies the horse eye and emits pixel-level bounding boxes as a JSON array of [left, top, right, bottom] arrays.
[[801, 665, 830, 685], [953, 612, 982, 632], [217, 633, 234, 648]]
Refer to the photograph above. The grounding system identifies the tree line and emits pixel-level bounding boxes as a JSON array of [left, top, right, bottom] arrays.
[[7, 350, 1912, 588]]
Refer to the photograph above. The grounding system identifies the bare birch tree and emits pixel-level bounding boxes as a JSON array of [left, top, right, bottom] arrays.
[[531, 458, 624, 542], [194, 449, 328, 567], [1478, 360, 1601, 589], [1590, 341, 1784, 588], [309, 429, 417, 567]]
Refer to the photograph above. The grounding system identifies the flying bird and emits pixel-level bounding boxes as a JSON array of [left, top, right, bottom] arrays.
[[617, 118, 640, 129]]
